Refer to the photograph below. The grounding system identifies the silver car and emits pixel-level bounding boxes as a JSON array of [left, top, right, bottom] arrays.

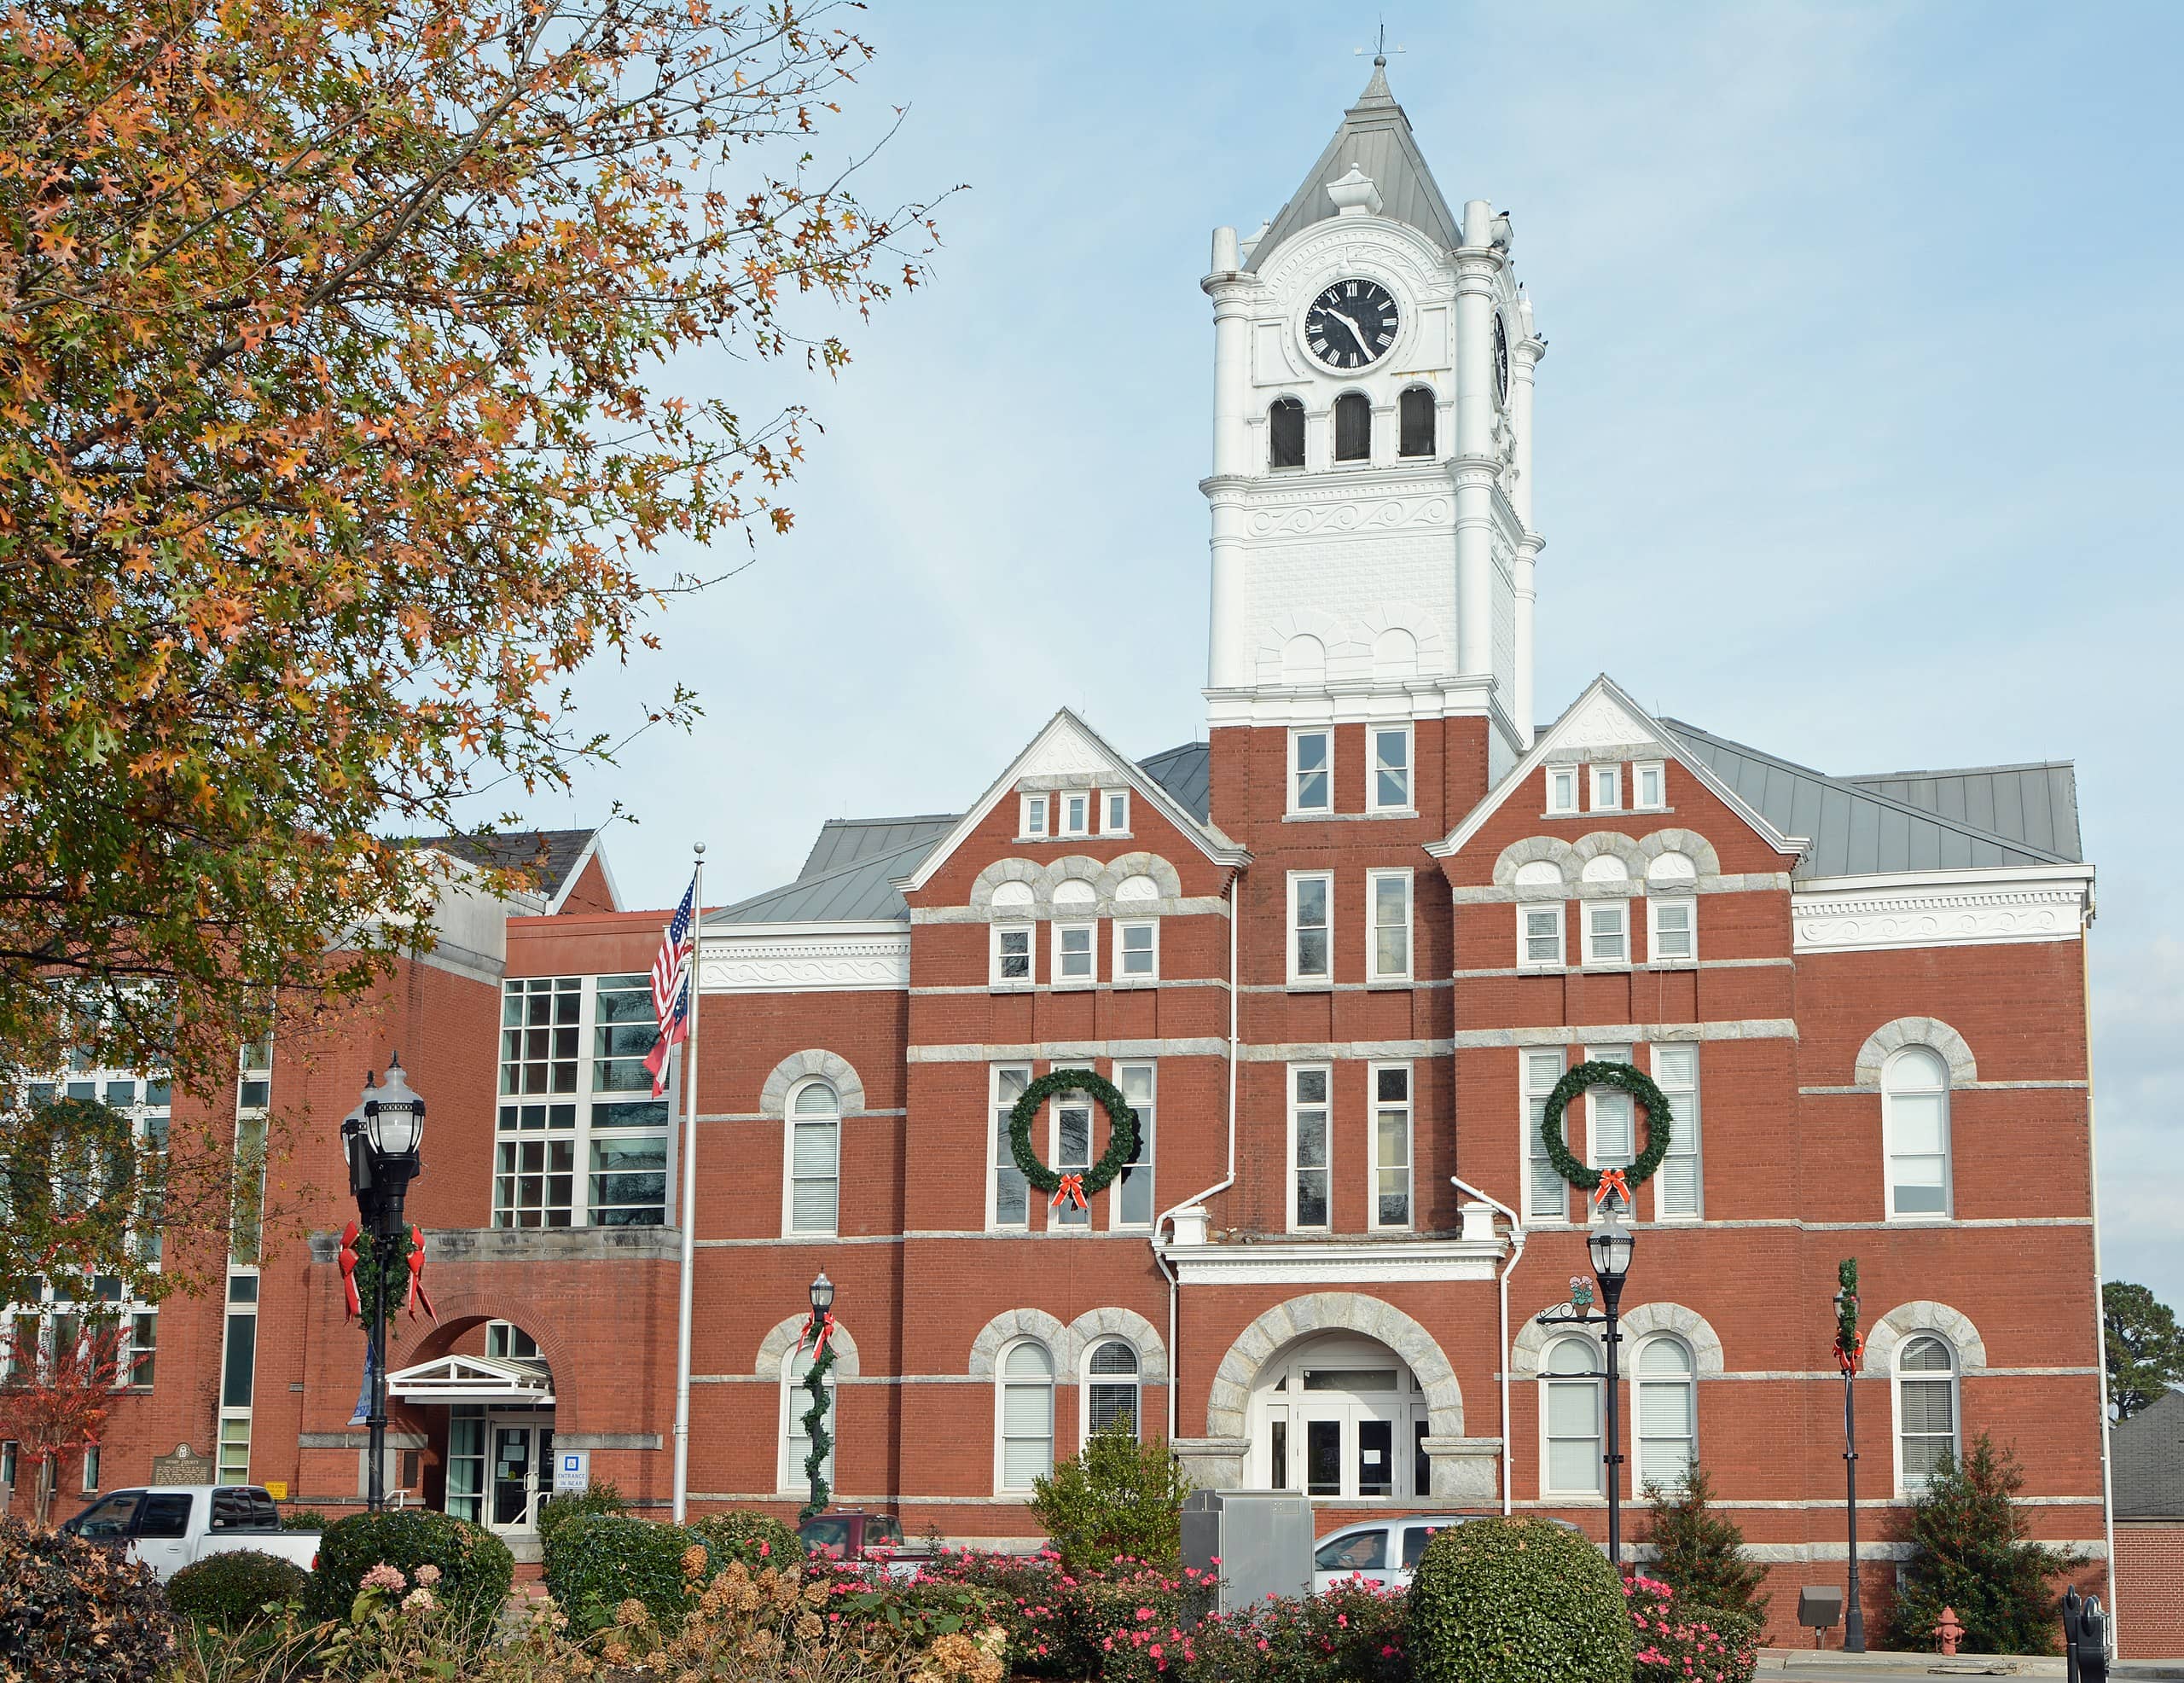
[[1310, 1513, 1584, 1593]]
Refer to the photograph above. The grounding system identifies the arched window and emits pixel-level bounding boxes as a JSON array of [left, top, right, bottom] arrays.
[[1333, 393, 1371, 462], [1542, 1336, 1602, 1496], [1895, 1335, 1959, 1491], [1633, 1336, 1696, 1493], [997, 1340, 1055, 1491], [1397, 386, 1436, 457], [781, 1342, 837, 1493], [1883, 1047, 1951, 1218], [1083, 1339, 1141, 1442], [786, 1079, 839, 1235], [1268, 398, 1305, 470]]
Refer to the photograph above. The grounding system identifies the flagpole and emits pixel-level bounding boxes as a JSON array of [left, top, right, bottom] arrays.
[[671, 843, 705, 1523]]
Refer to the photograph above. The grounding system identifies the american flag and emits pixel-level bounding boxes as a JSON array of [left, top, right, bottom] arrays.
[[642, 872, 699, 1097]]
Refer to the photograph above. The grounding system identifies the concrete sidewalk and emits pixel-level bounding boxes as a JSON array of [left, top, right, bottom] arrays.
[[1759, 1649, 2184, 1680]]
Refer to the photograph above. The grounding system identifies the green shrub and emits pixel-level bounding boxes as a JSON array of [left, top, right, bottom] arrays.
[[302, 1508, 514, 1645], [688, 1508, 802, 1570], [0, 1517, 177, 1683], [1640, 1464, 1770, 1619], [1888, 1432, 2077, 1654], [537, 1479, 628, 1547], [166, 1549, 309, 1628], [543, 1512, 696, 1631], [1180, 1579, 1407, 1683], [1627, 1575, 1760, 1683], [1408, 1516, 1633, 1683], [1028, 1414, 1192, 1571], [280, 1508, 329, 1531]]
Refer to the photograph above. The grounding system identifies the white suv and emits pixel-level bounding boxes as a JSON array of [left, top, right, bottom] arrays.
[[1310, 1514, 1585, 1594]]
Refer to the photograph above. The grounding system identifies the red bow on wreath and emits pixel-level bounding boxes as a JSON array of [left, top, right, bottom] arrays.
[[1835, 1331, 1865, 1375], [1050, 1172, 1088, 1210], [1592, 1168, 1633, 1211], [339, 1220, 363, 1320], [799, 1309, 838, 1358]]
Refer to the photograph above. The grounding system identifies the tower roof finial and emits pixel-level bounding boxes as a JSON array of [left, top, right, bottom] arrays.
[[1353, 20, 1403, 103]]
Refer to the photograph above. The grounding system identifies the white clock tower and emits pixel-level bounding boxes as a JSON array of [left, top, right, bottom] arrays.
[[1202, 57, 1544, 769]]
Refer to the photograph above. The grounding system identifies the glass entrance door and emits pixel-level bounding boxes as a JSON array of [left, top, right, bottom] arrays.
[[489, 1423, 553, 1533]]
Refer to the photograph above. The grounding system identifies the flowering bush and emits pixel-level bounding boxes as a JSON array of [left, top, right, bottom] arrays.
[[909, 1546, 1222, 1680], [1185, 1579, 1408, 1683], [1625, 1574, 1761, 1683]]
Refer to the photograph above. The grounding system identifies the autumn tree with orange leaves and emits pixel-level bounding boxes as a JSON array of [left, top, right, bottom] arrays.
[[0, 1316, 131, 1527], [0, 0, 944, 1275]]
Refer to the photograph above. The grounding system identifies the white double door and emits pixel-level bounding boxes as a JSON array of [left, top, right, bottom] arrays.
[[1297, 1392, 1409, 1498], [487, 1419, 553, 1534]]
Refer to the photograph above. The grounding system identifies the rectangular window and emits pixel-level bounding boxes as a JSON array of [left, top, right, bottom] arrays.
[[590, 1132, 668, 1227], [1634, 761, 1665, 810], [1114, 1063, 1155, 1228], [501, 976, 580, 1097], [81, 1443, 99, 1492], [1591, 765, 1622, 812], [1652, 1046, 1701, 1219], [1523, 1049, 1568, 1222], [1103, 791, 1130, 833], [1546, 766, 1579, 815], [1368, 870, 1412, 982], [1372, 1065, 1413, 1230], [992, 924, 1033, 989], [1052, 1089, 1092, 1230], [1290, 1065, 1331, 1231], [1054, 922, 1095, 987], [1019, 793, 1049, 839], [1290, 873, 1333, 984], [1584, 902, 1629, 965], [1369, 726, 1412, 811], [494, 1133, 576, 1228], [1114, 920, 1159, 984], [217, 1417, 251, 1484], [1587, 1043, 1635, 1214], [445, 1410, 485, 1523], [1648, 897, 1696, 964], [128, 1311, 156, 1388], [588, 974, 668, 1226], [1, 1442, 14, 1489], [1520, 904, 1565, 968], [788, 1109, 839, 1237], [1291, 729, 1332, 813], [991, 1066, 1031, 1229], [221, 1309, 257, 1409], [1060, 792, 1091, 837]]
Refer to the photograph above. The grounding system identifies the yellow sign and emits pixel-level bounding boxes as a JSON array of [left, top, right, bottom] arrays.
[[262, 1479, 288, 1500]]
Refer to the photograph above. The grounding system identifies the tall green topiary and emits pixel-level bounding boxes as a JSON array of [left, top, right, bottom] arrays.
[[688, 1509, 803, 1570], [302, 1509, 514, 1645], [543, 1512, 698, 1631], [0, 1518, 176, 1683], [1409, 1517, 1635, 1683], [1890, 1432, 2077, 1654], [1028, 1413, 1192, 1570], [1639, 1463, 1771, 1619], [166, 1549, 309, 1628]]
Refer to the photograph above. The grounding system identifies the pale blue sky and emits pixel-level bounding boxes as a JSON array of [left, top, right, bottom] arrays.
[[542, 4, 2183, 1307]]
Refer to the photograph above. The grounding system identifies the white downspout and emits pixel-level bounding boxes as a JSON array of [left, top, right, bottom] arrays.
[[1152, 872, 1242, 1441], [1450, 1174, 1526, 1517]]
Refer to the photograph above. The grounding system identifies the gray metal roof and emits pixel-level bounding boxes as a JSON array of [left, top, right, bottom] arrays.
[[414, 827, 598, 901], [796, 814, 959, 882], [1245, 61, 1462, 270], [2112, 1389, 2184, 1519], [1140, 740, 1212, 822], [1661, 720, 2082, 879]]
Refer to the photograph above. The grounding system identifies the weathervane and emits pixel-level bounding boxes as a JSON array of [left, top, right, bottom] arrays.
[[1356, 20, 1405, 67]]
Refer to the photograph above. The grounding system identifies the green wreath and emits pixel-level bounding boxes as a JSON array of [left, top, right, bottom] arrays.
[[1538, 1059, 1674, 1196], [1008, 1069, 1139, 1203]]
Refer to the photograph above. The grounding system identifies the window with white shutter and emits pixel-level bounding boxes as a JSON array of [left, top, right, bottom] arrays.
[[999, 1341, 1055, 1490], [1634, 1337, 1696, 1493], [1652, 1046, 1701, 1220], [1523, 1049, 1567, 1223], [1895, 1336, 1959, 1492], [786, 1079, 839, 1236]]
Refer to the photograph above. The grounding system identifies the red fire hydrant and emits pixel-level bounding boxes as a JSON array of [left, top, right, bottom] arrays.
[[1935, 1607, 1966, 1656]]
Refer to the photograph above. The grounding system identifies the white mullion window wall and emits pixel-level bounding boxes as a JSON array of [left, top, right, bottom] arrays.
[[786, 1078, 840, 1237], [1367, 869, 1412, 983], [1112, 1062, 1155, 1229], [1651, 1046, 1701, 1220], [1522, 1048, 1568, 1223], [1585, 1042, 1635, 1218], [990, 1065, 1031, 1231], [1370, 1063, 1412, 1230], [1519, 902, 1565, 969], [1288, 1065, 1332, 1232]]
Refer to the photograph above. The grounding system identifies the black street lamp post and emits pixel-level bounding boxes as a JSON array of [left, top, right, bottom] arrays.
[[1588, 1206, 1635, 1569], [342, 1055, 426, 1514], [1834, 1268, 1867, 1653], [799, 1271, 837, 1520]]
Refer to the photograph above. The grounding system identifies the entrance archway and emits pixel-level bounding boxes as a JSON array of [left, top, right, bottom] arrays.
[[388, 1319, 555, 1536], [1246, 1332, 1432, 1498]]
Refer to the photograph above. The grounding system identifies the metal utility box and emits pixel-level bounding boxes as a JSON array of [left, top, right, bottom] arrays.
[[1797, 1585, 1843, 1632], [1181, 1490, 1315, 1613]]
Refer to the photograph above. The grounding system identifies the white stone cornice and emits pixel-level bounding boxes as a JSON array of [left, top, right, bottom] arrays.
[[1792, 866, 2094, 955], [700, 926, 909, 993], [1159, 1237, 1503, 1285]]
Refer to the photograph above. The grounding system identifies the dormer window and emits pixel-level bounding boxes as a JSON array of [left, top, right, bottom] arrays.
[[1019, 794, 1049, 839], [1333, 393, 1371, 463], [1591, 765, 1621, 812], [1545, 766, 1578, 815], [1397, 386, 1435, 457], [1269, 398, 1305, 471], [1634, 761, 1665, 810], [1102, 790, 1130, 834], [1060, 792, 1091, 838]]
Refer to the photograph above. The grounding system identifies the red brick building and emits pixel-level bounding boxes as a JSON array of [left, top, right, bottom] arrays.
[[11, 61, 2112, 1640]]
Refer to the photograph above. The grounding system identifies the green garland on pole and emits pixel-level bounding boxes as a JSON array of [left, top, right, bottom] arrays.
[[1538, 1059, 1674, 1195], [1007, 1069, 1139, 1201], [351, 1228, 421, 1343], [799, 1336, 836, 1521], [1835, 1257, 1863, 1372]]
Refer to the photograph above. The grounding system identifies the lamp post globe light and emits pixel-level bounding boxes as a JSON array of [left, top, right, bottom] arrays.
[[1587, 1203, 1635, 1570], [343, 1054, 426, 1514]]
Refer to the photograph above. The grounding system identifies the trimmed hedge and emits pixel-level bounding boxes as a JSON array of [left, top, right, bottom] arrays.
[[1409, 1518, 1634, 1683], [302, 1509, 514, 1645], [688, 1509, 803, 1571], [543, 1512, 696, 1630], [166, 1549, 309, 1628], [537, 1481, 628, 1548], [0, 1518, 176, 1683]]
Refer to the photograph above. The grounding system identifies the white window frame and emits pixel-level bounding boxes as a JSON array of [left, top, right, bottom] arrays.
[[988, 1065, 1031, 1231], [1053, 920, 1097, 989], [1518, 902, 1565, 970], [996, 1338, 1056, 1494], [1883, 1048, 1954, 1221], [1583, 901, 1629, 966], [1289, 870, 1333, 985], [1631, 1334, 1697, 1495], [1102, 790, 1130, 835], [1287, 1063, 1333, 1233], [990, 922, 1034, 990], [781, 1342, 838, 1494], [1584, 1042, 1636, 1220], [1647, 895, 1697, 966], [1082, 1338, 1144, 1446], [1369, 1062, 1414, 1232], [1368, 723, 1414, 812], [1110, 1062, 1155, 1230], [1290, 728, 1333, 815], [1112, 919, 1159, 985], [1590, 764, 1622, 812], [1541, 1334, 1605, 1499], [1367, 868, 1413, 983], [1892, 1335, 1961, 1496], [1546, 765, 1579, 815], [1650, 1045, 1702, 1221], [783, 1077, 841, 1238], [1019, 792, 1050, 839], [1633, 760, 1666, 810], [1522, 1048, 1569, 1224], [1049, 1086, 1094, 1231], [1060, 791, 1093, 838]]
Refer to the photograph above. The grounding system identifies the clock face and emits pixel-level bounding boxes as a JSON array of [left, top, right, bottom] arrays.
[[1304, 279, 1399, 370]]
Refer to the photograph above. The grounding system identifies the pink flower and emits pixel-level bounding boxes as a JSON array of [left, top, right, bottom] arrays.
[[401, 1587, 436, 1614], [759, 1541, 770, 1557], [413, 1564, 441, 1586], [361, 1564, 406, 1593]]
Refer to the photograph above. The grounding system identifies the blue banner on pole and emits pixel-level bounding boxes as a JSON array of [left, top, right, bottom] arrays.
[[349, 1337, 379, 1427]]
